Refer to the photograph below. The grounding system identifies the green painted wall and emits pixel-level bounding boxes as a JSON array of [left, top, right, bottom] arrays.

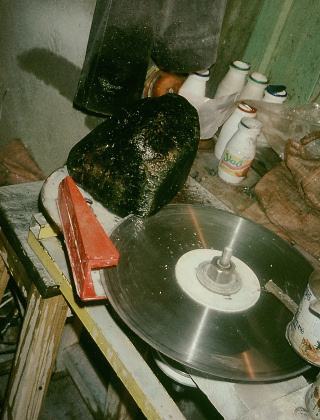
[[208, 0, 320, 105], [206, 0, 264, 97], [243, 0, 320, 103]]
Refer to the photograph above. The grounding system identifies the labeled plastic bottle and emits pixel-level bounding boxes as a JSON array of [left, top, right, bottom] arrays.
[[262, 85, 287, 103], [238, 72, 268, 101], [214, 102, 257, 160], [218, 117, 262, 184], [214, 61, 250, 99], [178, 70, 210, 98]]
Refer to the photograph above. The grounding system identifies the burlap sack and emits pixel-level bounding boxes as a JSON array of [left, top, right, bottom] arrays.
[[243, 133, 320, 260], [0, 139, 46, 186]]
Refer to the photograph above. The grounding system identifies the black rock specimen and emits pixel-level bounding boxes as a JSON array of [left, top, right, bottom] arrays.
[[67, 94, 200, 218], [73, 0, 156, 115]]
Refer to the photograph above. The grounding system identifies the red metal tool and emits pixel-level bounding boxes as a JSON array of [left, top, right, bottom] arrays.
[[57, 176, 119, 301]]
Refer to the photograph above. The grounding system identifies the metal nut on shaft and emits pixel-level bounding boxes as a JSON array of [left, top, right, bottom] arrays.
[[196, 247, 241, 295]]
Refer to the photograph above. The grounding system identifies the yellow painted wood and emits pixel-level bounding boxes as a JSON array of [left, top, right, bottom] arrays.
[[27, 230, 65, 286], [30, 213, 59, 240], [38, 223, 58, 240], [1, 283, 68, 420], [28, 230, 184, 420], [0, 229, 31, 299]]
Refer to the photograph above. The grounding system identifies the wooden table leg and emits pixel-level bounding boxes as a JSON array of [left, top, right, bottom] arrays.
[[104, 369, 138, 420], [0, 256, 10, 303], [1, 283, 68, 420]]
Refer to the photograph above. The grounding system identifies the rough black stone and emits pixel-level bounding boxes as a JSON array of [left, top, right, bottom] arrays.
[[67, 94, 200, 217]]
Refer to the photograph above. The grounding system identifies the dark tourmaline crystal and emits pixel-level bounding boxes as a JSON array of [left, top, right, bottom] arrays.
[[67, 94, 200, 217]]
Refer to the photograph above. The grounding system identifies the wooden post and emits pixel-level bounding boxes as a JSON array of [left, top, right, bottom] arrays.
[[104, 370, 139, 420], [1, 283, 68, 420], [0, 256, 10, 303]]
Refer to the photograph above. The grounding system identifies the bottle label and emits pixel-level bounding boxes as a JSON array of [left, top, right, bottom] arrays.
[[219, 150, 253, 178]]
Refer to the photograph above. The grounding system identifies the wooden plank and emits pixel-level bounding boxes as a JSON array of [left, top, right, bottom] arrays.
[[28, 229, 186, 420], [1, 283, 68, 420], [0, 228, 31, 299], [190, 374, 308, 420], [0, 182, 59, 298], [206, 0, 265, 98], [63, 343, 107, 417], [104, 370, 138, 420], [190, 153, 258, 215], [243, 0, 320, 104], [0, 254, 10, 302]]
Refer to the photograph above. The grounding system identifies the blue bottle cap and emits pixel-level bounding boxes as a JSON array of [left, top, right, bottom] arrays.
[[193, 70, 210, 78], [266, 85, 287, 97], [240, 117, 262, 132]]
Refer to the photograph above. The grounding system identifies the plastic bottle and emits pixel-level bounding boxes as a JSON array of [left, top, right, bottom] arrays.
[[257, 85, 287, 147], [218, 117, 262, 184], [262, 85, 287, 103], [214, 102, 257, 160], [238, 72, 268, 101], [178, 70, 210, 98], [178, 70, 210, 141], [214, 61, 250, 99]]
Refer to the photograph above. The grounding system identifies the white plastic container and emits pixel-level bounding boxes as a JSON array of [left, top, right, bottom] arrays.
[[214, 102, 257, 160], [178, 70, 210, 98], [262, 84, 287, 103], [286, 270, 320, 368], [214, 61, 250, 99], [218, 117, 262, 184], [239, 72, 268, 101]]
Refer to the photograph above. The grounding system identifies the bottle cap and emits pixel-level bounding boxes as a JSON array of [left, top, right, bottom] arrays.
[[249, 72, 268, 85], [193, 69, 210, 77], [266, 85, 287, 97], [238, 102, 257, 114], [239, 117, 262, 134], [230, 61, 250, 71], [192, 70, 210, 81]]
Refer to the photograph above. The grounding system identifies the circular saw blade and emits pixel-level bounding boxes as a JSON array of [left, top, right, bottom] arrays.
[[102, 204, 312, 382]]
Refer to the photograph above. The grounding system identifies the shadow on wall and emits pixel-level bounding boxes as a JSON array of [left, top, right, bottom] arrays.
[[17, 48, 104, 130]]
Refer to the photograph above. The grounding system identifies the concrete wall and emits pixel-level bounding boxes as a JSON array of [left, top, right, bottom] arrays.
[[0, 0, 101, 175], [2, 0, 317, 176]]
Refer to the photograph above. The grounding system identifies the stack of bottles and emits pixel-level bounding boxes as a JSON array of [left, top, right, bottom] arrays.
[[212, 60, 288, 184], [178, 61, 287, 170], [214, 60, 288, 103], [214, 61, 268, 101]]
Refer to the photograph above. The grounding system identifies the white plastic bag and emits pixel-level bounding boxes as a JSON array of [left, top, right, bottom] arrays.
[[178, 92, 237, 139], [244, 100, 320, 158]]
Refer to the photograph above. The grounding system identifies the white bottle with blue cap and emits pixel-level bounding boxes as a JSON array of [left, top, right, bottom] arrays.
[[178, 70, 210, 98], [218, 117, 263, 184], [262, 85, 287, 103]]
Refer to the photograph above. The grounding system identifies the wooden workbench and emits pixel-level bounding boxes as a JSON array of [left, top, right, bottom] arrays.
[[0, 155, 316, 419], [0, 182, 68, 419], [0, 181, 188, 419]]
